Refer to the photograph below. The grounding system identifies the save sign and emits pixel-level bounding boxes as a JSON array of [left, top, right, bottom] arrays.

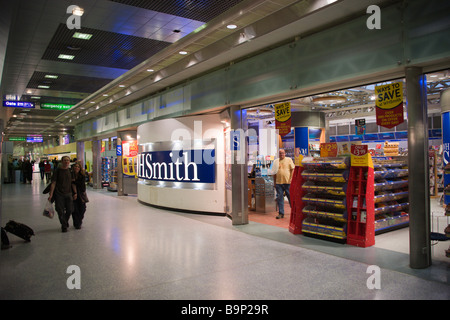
[[375, 82, 404, 129], [275, 102, 291, 137]]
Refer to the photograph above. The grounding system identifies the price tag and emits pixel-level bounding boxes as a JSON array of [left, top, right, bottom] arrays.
[[351, 145, 373, 168], [320, 142, 338, 157]]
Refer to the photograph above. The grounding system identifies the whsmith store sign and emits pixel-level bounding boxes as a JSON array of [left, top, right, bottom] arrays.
[[136, 149, 216, 183]]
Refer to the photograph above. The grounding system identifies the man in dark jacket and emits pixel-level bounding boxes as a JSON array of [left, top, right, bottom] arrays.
[[48, 156, 76, 232]]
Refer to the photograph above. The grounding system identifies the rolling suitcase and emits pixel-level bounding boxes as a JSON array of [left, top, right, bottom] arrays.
[[4, 220, 34, 242]]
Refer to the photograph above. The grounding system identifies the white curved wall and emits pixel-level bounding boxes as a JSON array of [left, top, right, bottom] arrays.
[[137, 114, 225, 214]]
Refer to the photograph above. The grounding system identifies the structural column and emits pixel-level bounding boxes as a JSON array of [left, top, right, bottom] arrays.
[[230, 106, 248, 225], [76, 141, 85, 167], [406, 67, 431, 269], [91, 139, 102, 189]]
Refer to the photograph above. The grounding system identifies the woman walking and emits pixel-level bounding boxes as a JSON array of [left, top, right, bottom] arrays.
[[71, 163, 87, 229]]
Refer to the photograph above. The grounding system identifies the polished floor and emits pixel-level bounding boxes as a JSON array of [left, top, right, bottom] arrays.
[[0, 173, 448, 300]]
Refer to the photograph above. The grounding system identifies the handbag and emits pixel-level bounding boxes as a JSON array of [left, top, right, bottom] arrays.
[[43, 200, 55, 219], [80, 191, 89, 203]]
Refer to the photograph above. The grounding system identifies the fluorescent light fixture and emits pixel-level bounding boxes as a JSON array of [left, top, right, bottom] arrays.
[[73, 32, 92, 40], [227, 24, 237, 29], [119, 85, 125, 87], [58, 54, 75, 60], [179, 50, 188, 55], [147, 69, 154, 72], [38, 85, 50, 89], [45, 74, 58, 79]]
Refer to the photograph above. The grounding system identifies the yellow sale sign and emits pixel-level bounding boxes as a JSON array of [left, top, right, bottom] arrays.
[[375, 82, 404, 129], [275, 102, 291, 137]]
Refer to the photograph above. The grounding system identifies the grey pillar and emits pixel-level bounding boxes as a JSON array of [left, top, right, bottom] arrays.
[[76, 141, 85, 167], [92, 140, 102, 189], [230, 106, 248, 225], [406, 67, 431, 269]]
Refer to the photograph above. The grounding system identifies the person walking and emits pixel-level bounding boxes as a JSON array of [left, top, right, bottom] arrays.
[[48, 156, 76, 232], [71, 162, 87, 229], [273, 148, 295, 219], [44, 161, 51, 181], [39, 160, 45, 180]]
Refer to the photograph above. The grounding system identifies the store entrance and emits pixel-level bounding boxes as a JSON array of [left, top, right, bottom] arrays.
[[243, 70, 450, 262], [246, 106, 287, 228], [245, 105, 322, 229]]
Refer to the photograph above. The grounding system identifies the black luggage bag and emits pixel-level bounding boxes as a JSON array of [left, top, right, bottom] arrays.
[[4, 220, 34, 242]]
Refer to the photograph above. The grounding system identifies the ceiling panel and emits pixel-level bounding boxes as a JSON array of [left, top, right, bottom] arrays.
[[26, 71, 114, 94], [110, 0, 245, 22], [1, 0, 248, 143], [41, 24, 172, 70]]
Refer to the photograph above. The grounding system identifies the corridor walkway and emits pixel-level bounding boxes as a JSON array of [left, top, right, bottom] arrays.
[[0, 175, 448, 301]]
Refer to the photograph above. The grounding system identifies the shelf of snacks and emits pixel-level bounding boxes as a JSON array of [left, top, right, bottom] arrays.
[[372, 157, 409, 234], [300, 157, 349, 243]]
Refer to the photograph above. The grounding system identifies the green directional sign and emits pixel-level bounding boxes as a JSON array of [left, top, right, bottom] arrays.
[[9, 137, 25, 141], [40, 103, 74, 110]]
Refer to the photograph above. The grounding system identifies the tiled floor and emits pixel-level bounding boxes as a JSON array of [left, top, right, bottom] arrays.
[[0, 173, 448, 300]]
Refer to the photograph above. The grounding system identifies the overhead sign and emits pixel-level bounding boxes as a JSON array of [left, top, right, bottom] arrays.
[[3, 101, 35, 108], [375, 82, 404, 129], [274, 102, 291, 137], [9, 137, 26, 141], [137, 149, 216, 183], [26, 135, 43, 143], [40, 103, 73, 110]]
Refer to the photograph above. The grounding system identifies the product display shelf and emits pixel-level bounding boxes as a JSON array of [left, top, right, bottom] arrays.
[[346, 164, 375, 247], [289, 166, 305, 234], [372, 158, 409, 234], [101, 157, 111, 187], [300, 157, 349, 243]]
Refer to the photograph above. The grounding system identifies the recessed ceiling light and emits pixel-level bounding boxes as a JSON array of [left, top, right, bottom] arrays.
[[38, 85, 50, 89], [45, 75, 58, 79], [227, 24, 237, 29], [103, 94, 108, 96], [31, 96, 41, 99], [147, 69, 154, 72], [73, 32, 92, 40], [58, 54, 75, 60], [72, 7, 84, 17], [119, 85, 125, 87], [179, 50, 188, 55]]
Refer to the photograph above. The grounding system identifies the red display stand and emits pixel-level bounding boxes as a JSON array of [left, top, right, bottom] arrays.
[[289, 166, 305, 234], [346, 146, 375, 247]]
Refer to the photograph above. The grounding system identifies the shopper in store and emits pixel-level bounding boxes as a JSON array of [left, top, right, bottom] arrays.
[[71, 162, 87, 229], [48, 156, 76, 232], [273, 148, 295, 219]]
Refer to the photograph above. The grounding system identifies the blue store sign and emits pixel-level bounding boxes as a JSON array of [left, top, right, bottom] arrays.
[[137, 149, 216, 183]]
